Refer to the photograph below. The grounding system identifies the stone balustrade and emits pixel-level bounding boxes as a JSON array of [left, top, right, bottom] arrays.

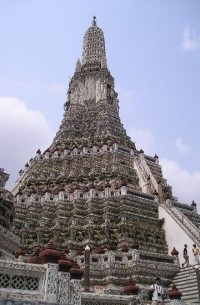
[[75, 248, 179, 290], [15, 186, 128, 206], [0, 259, 82, 305], [82, 292, 138, 305], [14, 186, 160, 208]]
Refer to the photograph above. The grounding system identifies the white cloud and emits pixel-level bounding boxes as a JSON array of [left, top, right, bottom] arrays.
[[160, 158, 200, 207], [0, 97, 54, 190], [181, 26, 200, 52], [175, 138, 191, 156], [129, 127, 156, 154]]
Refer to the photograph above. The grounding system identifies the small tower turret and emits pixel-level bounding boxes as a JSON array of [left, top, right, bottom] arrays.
[[75, 59, 81, 73]]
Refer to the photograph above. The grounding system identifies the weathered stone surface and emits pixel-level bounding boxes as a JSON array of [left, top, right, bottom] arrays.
[[0, 300, 59, 305]]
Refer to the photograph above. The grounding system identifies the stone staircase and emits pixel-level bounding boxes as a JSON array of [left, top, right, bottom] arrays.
[[164, 265, 200, 304]]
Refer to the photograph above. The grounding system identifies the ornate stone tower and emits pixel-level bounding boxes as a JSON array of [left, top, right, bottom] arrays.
[[0, 168, 14, 230], [0, 168, 20, 258], [13, 18, 181, 293]]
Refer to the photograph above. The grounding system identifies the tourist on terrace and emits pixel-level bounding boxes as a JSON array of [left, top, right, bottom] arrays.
[[149, 277, 164, 304], [182, 244, 189, 267], [192, 244, 200, 264]]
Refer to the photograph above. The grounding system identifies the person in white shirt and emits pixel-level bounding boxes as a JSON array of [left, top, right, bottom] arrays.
[[149, 277, 164, 304], [192, 244, 200, 264]]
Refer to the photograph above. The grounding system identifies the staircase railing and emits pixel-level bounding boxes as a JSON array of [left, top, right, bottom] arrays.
[[135, 155, 200, 246], [134, 155, 158, 192], [161, 203, 200, 245], [171, 205, 200, 241]]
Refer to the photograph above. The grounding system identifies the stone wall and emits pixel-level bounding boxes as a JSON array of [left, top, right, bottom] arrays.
[[0, 299, 59, 305]]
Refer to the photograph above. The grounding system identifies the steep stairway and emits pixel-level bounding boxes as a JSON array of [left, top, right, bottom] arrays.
[[165, 265, 200, 304]]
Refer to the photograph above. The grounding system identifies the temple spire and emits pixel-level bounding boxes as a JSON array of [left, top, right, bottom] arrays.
[[82, 18, 106, 66]]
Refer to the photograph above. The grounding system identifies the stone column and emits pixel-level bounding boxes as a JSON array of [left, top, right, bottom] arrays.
[[43, 263, 59, 302], [84, 245, 90, 292], [71, 279, 82, 305], [58, 272, 71, 304], [70, 263, 84, 305], [20, 228, 28, 245], [36, 227, 43, 244]]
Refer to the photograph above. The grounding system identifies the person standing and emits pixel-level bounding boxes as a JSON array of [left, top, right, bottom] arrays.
[[192, 244, 200, 264], [182, 244, 189, 267], [149, 277, 164, 304]]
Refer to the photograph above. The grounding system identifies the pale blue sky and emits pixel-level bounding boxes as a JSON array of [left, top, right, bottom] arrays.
[[0, 0, 200, 206]]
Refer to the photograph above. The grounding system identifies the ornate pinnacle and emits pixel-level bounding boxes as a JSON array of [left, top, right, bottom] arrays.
[[0, 168, 9, 187], [75, 59, 81, 73], [92, 16, 97, 26]]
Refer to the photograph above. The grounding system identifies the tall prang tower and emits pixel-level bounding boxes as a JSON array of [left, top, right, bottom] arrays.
[[12, 17, 192, 293]]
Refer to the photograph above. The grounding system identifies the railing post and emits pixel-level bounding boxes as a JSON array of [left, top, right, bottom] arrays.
[[58, 272, 71, 303], [71, 278, 82, 305], [43, 263, 59, 302]]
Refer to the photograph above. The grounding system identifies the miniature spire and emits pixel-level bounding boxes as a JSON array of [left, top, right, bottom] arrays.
[[101, 55, 107, 68], [75, 58, 81, 73]]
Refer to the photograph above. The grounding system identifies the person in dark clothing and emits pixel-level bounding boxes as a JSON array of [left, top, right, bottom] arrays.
[[182, 244, 189, 267]]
